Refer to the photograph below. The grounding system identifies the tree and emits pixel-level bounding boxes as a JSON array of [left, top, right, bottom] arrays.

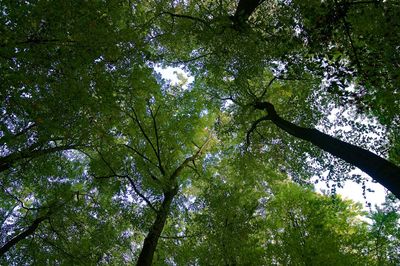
[[251, 101, 400, 198], [147, 0, 400, 195], [1, 0, 400, 265], [368, 194, 400, 265], [262, 183, 371, 265]]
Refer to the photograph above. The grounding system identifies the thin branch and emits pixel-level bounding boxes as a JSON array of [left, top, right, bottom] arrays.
[[123, 144, 159, 168], [0, 39, 77, 49], [149, 105, 162, 170], [259, 76, 277, 99], [191, 141, 200, 149], [246, 115, 270, 147], [146, 169, 161, 182], [339, 4, 363, 74], [91, 157, 158, 214], [96, 150, 117, 176], [0, 123, 37, 144], [347, 0, 382, 5], [128, 108, 165, 175], [0, 143, 79, 173], [38, 236, 76, 260], [187, 163, 202, 178], [125, 175, 158, 213], [169, 137, 211, 181], [219, 96, 241, 106], [0, 184, 39, 211]]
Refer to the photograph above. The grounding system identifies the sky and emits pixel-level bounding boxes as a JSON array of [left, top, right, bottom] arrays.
[[155, 66, 387, 210]]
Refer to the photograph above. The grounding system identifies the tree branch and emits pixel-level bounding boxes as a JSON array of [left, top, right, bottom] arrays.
[[0, 214, 49, 256], [169, 138, 211, 181], [125, 175, 158, 213], [149, 105, 162, 172], [128, 108, 165, 175], [123, 144, 159, 168], [259, 76, 277, 99], [160, 232, 202, 239], [0, 123, 37, 144], [253, 101, 400, 198], [246, 115, 270, 147], [0, 143, 79, 173]]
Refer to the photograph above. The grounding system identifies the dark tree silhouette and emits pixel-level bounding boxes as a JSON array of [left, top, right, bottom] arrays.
[[251, 102, 400, 198]]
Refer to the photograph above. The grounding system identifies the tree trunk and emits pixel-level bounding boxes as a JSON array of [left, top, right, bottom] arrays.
[[136, 188, 178, 266], [255, 102, 400, 198]]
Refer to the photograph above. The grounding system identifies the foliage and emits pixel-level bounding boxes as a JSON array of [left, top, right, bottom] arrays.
[[1, 0, 399, 265]]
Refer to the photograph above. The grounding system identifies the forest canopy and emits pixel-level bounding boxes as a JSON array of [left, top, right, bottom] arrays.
[[1, 0, 400, 265]]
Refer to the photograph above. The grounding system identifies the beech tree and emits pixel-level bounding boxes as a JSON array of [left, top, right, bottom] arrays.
[[1, 0, 400, 265]]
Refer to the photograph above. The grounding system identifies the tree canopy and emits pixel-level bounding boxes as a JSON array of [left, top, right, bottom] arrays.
[[1, 0, 400, 265]]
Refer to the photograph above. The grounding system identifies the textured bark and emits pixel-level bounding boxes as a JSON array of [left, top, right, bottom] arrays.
[[136, 188, 178, 266], [255, 102, 400, 198], [0, 215, 48, 256]]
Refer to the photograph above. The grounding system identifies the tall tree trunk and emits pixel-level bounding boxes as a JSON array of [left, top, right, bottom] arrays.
[[136, 188, 178, 266], [255, 102, 400, 198]]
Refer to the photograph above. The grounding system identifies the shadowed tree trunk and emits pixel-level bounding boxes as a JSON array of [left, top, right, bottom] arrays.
[[135, 138, 209, 265], [136, 188, 178, 266], [253, 102, 400, 198]]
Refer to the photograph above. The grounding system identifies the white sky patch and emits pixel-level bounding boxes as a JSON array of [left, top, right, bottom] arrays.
[[312, 171, 386, 210], [154, 65, 194, 90]]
